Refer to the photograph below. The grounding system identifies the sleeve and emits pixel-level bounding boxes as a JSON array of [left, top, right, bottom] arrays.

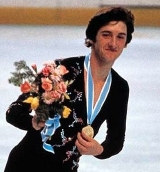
[[6, 93, 33, 130], [95, 80, 129, 159]]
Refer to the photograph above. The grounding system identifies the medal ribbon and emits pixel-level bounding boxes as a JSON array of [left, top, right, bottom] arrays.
[[84, 54, 112, 124]]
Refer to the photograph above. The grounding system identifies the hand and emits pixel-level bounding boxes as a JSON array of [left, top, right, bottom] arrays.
[[32, 115, 45, 130], [75, 131, 103, 156]]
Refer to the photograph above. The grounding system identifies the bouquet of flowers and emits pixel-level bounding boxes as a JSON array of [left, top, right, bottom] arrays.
[[8, 60, 73, 123]]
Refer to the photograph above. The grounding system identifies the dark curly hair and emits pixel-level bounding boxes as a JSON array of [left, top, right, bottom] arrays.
[[85, 6, 135, 47]]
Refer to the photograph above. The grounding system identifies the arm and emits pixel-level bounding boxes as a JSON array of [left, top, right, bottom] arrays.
[[95, 80, 129, 159], [6, 94, 33, 130], [76, 79, 129, 158]]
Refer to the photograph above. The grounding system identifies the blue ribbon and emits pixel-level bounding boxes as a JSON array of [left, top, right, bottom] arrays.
[[84, 54, 112, 124], [41, 114, 61, 154]]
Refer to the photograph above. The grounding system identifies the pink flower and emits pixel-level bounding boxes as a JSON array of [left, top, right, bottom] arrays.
[[55, 65, 69, 75], [50, 73, 61, 82], [42, 66, 51, 77], [20, 81, 31, 93], [42, 90, 61, 104], [43, 61, 56, 68], [57, 81, 67, 93], [41, 78, 52, 91], [50, 90, 61, 100], [43, 62, 56, 74]]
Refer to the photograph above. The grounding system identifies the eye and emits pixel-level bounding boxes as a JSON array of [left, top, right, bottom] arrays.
[[102, 33, 111, 38], [117, 34, 126, 40]]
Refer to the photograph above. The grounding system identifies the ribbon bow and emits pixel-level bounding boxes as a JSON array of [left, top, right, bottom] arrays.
[[41, 114, 61, 154]]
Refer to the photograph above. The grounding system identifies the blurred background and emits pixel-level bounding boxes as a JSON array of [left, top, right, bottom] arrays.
[[0, 1, 160, 172], [0, 0, 160, 26]]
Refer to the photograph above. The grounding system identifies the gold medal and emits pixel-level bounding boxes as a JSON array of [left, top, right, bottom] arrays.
[[82, 125, 94, 138]]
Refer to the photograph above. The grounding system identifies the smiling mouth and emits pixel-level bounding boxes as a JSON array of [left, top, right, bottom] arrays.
[[106, 48, 118, 52]]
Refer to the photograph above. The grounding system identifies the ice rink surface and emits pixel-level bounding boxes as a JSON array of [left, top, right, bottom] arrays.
[[0, 25, 160, 172]]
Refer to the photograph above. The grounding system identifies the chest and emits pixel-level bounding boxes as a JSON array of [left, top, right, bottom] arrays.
[[93, 81, 105, 107], [84, 71, 105, 107]]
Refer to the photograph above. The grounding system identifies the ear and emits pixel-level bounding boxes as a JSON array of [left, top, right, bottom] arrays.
[[90, 40, 94, 45], [85, 39, 94, 47]]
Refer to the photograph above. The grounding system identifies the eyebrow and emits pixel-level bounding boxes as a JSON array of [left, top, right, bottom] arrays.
[[101, 30, 127, 36]]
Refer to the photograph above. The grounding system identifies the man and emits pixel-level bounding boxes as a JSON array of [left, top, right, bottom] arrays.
[[75, 7, 134, 158], [4, 6, 134, 172]]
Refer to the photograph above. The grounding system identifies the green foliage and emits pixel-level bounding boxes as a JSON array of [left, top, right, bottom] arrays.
[[8, 60, 36, 87]]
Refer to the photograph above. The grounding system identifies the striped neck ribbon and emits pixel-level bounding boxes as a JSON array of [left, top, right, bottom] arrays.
[[84, 54, 112, 124]]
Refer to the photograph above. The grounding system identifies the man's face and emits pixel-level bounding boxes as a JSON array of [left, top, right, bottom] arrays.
[[92, 21, 127, 64]]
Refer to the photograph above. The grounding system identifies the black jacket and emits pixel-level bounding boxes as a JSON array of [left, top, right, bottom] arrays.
[[4, 56, 129, 172]]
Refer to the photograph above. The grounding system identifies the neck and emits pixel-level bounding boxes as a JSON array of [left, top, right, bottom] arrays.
[[90, 55, 113, 82]]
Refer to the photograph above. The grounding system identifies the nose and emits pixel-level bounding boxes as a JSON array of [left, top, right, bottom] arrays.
[[108, 37, 117, 50]]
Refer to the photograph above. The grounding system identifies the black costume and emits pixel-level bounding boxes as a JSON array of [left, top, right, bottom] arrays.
[[4, 56, 129, 172]]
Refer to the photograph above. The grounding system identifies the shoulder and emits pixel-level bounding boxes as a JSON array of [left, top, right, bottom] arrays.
[[55, 56, 85, 80], [55, 56, 85, 66], [111, 68, 129, 91]]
